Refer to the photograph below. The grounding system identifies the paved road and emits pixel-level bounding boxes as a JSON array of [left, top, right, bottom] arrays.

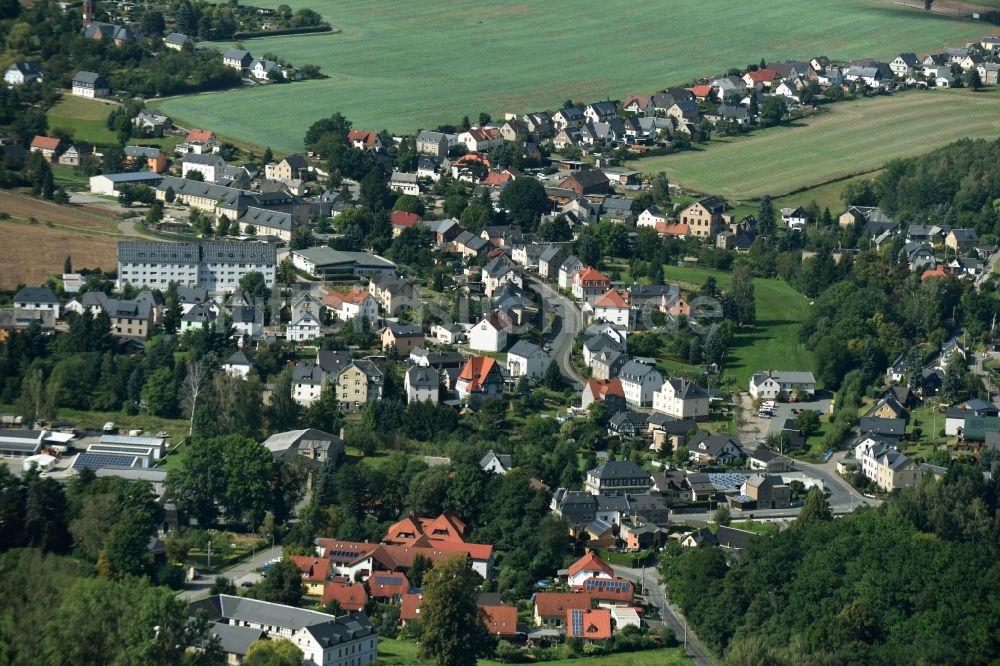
[[176, 544, 283, 601], [612, 564, 716, 666], [976, 249, 1000, 287], [528, 278, 585, 389]]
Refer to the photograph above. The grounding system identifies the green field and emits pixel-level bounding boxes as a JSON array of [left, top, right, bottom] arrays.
[[47, 96, 182, 150], [376, 638, 691, 666], [661, 265, 815, 386], [155, 0, 986, 152], [630, 88, 1000, 200]]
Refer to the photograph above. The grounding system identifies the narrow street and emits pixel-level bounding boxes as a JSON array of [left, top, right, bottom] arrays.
[[613, 564, 716, 665], [528, 277, 585, 389], [176, 544, 283, 601]]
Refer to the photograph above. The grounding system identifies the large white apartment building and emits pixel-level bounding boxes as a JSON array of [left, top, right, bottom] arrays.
[[116, 241, 277, 292]]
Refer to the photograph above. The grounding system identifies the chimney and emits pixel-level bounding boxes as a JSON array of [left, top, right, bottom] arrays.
[[82, 0, 94, 25]]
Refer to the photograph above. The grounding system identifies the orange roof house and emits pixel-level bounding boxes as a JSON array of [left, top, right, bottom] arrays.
[[533, 592, 593, 626], [690, 84, 713, 99], [185, 129, 215, 144], [287, 555, 332, 596], [31, 135, 62, 152], [456, 356, 503, 398], [323, 288, 373, 308], [390, 210, 421, 235], [566, 608, 613, 641], [921, 266, 949, 281], [480, 604, 519, 639], [322, 581, 368, 611], [567, 551, 614, 586], [655, 221, 690, 237], [580, 576, 635, 604], [401, 592, 423, 624], [385, 510, 469, 546], [585, 379, 625, 401], [745, 68, 777, 84], [367, 572, 410, 601], [594, 288, 630, 309], [348, 129, 381, 150]]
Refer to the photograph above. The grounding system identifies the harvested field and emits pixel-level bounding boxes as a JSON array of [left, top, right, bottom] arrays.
[[0, 219, 118, 289]]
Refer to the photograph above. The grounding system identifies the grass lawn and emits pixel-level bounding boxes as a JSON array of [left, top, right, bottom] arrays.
[[661, 265, 814, 387], [155, 0, 984, 152], [376, 638, 690, 666], [47, 96, 183, 150], [729, 520, 780, 536], [629, 88, 1000, 200]]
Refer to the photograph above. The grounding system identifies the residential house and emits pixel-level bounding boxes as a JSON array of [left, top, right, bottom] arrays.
[[4, 61, 42, 85], [581, 378, 627, 414], [946, 228, 978, 253], [389, 172, 420, 196], [222, 349, 256, 379], [456, 356, 504, 401], [380, 322, 425, 355], [467, 312, 507, 352], [781, 206, 808, 231], [133, 109, 172, 136], [889, 53, 921, 77], [843, 62, 892, 88], [566, 608, 613, 642], [533, 593, 592, 627], [591, 288, 631, 329], [404, 365, 440, 403], [587, 346, 625, 382], [287, 556, 332, 596], [855, 439, 920, 491], [747, 448, 794, 473], [71, 71, 109, 98], [389, 210, 421, 237], [60, 144, 91, 170], [322, 582, 367, 613], [14, 286, 60, 319], [566, 551, 614, 587], [415, 130, 448, 157], [538, 245, 566, 279], [323, 288, 379, 323], [637, 206, 668, 228], [180, 302, 217, 332], [222, 48, 253, 70], [559, 170, 610, 197], [622, 94, 654, 115], [584, 101, 618, 124], [30, 136, 61, 162], [572, 267, 611, 304], [978, 62, 1000, 85], [123, 145, 166, 172], [585, 460, 651, 496], [558, 256, 584, 290], [292, 363, 325, 406], [687, 431, 744, 465], [553, 106, 586, 131], [748, 370, 816, 400], [347, 130, 383, 152], [740, 474, 791, 509], [608, 410, 649, 438], [457, 127, 501, 153], [368, 276, 419, 315], [482, 255, 520, 297], [652, 378, 709, 419], [680, 196, 730, 239], [286, 312, 322, 343], [480, 450, 513, 474], [336, 360, 384, 411], [618, 360, 663, 408], [506, 340, 550, 380], [163, 32, 189, 50]]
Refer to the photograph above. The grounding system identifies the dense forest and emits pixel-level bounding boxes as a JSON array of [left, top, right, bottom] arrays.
[[661, 465, 1000, 665]]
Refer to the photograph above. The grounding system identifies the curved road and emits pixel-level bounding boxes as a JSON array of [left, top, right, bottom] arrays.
[[528, 278, 585, 390]]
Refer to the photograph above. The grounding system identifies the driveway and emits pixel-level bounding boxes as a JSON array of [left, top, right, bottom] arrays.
[[612, 564, 716, 665], [528, 278, 584, 389], [176, 544, 283, 601]]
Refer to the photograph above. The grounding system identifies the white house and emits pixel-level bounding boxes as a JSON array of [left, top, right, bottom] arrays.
[[618, 360, 664, 408], [4, 61, 43, 86], [13, 286, 60, 319], [652, 378, 709, 419], [506, 340, 551, 380], [71, 71, 109, 98], [222, 349, 255, 379], [324, 289, 379, 323], [637, 206, 668, 228], [457, 127, 501, 153], [480, 450, 513, 474], [292, 363, 325, 406], [780, 206, 808, 231], [748, 370, 816, 400], [389, 172, 420, 196], [404, 365, 440, 403], [250, 58, 285, 81], [431, 323, 466, 345], [468, 312, 507, 352], [183, 154, 226, 183], [854, 438, 920, 492], [566, 551, 614, 588], [591, 288, 631, 330], [287, 312, 322, 343], [558, 256, 584, 290]]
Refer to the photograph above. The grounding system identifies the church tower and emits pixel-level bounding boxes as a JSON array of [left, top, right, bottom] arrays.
[[82, 0, 94, 26]]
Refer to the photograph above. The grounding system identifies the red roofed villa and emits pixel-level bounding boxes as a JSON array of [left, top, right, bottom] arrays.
[[567, 551, 614, 587], [566, 608, 613, 641], [390, 210, 421, 236], [572, 267, 611, 303], [322, 581, 368, 612], [348, 129, 383, 151], [287, 555, 331, 596], [533, 592, 593, 626], [480, 604, 520, 639], [456, 356, 504, 401]]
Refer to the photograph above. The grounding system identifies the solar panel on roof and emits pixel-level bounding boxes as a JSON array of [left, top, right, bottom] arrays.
[[374, 576, 400, 586], [72, 452, 142, 470], [571, 609, 584, 636], [88, 443, 154, 456]]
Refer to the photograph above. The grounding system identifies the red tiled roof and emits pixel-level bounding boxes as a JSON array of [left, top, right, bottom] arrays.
[[322, 582, 367, 611], [746, 69, 777, 83], [690, 85, 713, 98], [368, 572, 410, 599], [480, 604, 519, 638], [186, 129, 214, 143], [566, 608, 612, 640], [655, 221, 690, 237], [348, 129, 380, 148], [623, 94, 651, 108], [316, 539, 380, 565], [401, 592, 423, 622], [385, 511, 468, 547], [921, 266, 949, 281], [287, 555, 331, 583], [453, 153, 491, 168], [487, 247, 506, 258], [481, 171, 513, 187], [575, 267, 610, 284], [567, 551, 614, 579], [534, 592, 592, 619], [457, 356, 500, 393], [31, 135, 61, 151], [323, 288, 372, 308], [594, 288, 629, 309], [586, 379, 625, 400], [390, 210, 421, 228]]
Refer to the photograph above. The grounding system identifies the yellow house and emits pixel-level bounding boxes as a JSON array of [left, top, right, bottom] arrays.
[[336, 360, 384, 411], [287, 556, 330, 596], [679, 196, 730, 239]]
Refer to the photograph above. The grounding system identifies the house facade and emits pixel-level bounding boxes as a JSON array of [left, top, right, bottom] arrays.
[[652, 378, 709, 419], [618, 360, 664, 408]]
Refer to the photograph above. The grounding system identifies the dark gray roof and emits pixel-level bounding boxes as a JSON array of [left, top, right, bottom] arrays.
[[201, 241, 276, 264], [406, 364, 440, 389], [858, 417, 906, 437], [508, 340, 543, 358], [225, 350, 254, 366], [14, 286, 58, 304], [72, 70, 106, 85], [222, 48, 251, 62], [164, 33, 188, 45], [242, 207, 301, 233], [589, 459, 650, 481], [716, 525, 756, 550], [384, 321, 423, 337], [208, 622, 262, 656], [618, 360, 660, 382], [292, 362, 324, 385]]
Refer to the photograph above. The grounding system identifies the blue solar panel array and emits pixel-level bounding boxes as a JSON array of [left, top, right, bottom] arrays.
[[570, 609, 584, 636], [328, 549, 361, 559], [72, 452, 142, 470], [585, 578, 630, 593], [708, 472, 749, 489], [88, 444, 154, 456], [374, 576, 401, 586]]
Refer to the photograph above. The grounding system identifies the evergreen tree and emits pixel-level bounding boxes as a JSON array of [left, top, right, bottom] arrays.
[[730, 265, 756, 326], [757, 195, 775, 236]]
